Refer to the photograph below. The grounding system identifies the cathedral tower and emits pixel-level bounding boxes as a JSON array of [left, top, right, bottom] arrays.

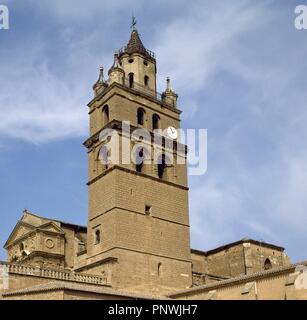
[[83, 25, 192, 294]]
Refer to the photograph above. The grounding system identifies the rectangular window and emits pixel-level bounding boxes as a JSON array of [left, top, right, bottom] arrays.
[[145, 205, 152, 215]]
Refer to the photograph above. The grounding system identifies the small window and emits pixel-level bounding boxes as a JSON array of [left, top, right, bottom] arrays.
[[157, 154, 166, 179], [128, 73, 134, 88], [102, 105, 109, 125], [145, 205, 152, 215], [137, 108, 145, 126], [144, 75, 149, 87], [144, 60, 148, 66], [264, 258, 272, 270], [136, 148, 144, 173], [152, 114, 160, 131], [19, 243, 25, 251], [128, 58, 134, 63], [95, 230, 101, 244]]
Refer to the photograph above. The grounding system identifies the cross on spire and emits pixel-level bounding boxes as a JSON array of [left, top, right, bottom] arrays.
[[131, 15, 137, 30]]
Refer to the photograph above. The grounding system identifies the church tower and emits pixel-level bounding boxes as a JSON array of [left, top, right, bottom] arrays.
[[83, 24, 192, 294]]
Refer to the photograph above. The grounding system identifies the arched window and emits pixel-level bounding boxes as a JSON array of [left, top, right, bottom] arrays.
[[152, 114, 160, 131], [128, 73, 134, 88], [98, 145, 109, 170], [102, 105, 109, 126], [135, 147, 145, 173], [95, 230, 101, 244], [137, 108, 145, 126], [157, 154, 172, 180], [157, 154, 166, 179], [144, 75, 149, 87], [264, 258, 272, 270]]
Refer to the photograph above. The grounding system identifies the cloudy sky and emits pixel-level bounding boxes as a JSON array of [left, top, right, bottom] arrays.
[[0, 0, 306, 262]]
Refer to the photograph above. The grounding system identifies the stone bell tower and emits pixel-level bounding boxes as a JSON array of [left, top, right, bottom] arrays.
[[83, 24, 192, 294]]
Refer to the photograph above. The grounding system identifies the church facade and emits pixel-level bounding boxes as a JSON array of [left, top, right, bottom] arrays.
[[1, 26, 307, 300]]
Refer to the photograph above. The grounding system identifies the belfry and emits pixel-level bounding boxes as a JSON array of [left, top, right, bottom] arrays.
[[84, 25, 192, 293]]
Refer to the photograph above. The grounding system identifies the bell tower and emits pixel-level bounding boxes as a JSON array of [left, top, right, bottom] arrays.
[[83, 25, 192, 294]]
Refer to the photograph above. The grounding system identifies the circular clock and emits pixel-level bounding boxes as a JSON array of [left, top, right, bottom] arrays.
[[167, 126, 178, 140]]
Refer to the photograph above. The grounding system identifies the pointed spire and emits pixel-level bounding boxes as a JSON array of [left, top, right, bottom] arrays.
[[126, 29, 148, 56], [97, 67, 105, 84], [93, 66, 108, 96]]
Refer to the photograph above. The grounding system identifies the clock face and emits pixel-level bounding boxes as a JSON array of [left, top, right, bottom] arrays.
[[167, 126, 178, 139]]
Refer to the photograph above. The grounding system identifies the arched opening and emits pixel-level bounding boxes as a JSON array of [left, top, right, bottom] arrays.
[[128, 73, 134, 88], [157, 154, 166, 179], [95, 230, 101, 244], [137, 108, 145, 126], [264, 258, 272, 270], [135, 147, 145, 173], [98, 145, 109, 170], [144, 75, 149, 87], [152, 114, 160, 131], [157, 154, 173, 180], [102, 105, 109, 126]]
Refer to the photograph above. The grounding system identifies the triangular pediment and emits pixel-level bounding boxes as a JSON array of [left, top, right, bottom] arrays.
[[38, 222, 64, 234], [4, 221, 36, 249]]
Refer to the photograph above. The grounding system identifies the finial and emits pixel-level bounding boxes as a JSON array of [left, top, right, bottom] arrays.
[[113, 53, 121, 68], [166, 77, 172, 91], [131, 15, 137, 31], [98, 67, 105, 84]]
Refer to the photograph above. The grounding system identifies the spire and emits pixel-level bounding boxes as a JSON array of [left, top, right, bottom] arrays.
[[126, 29, 148, 56], [117, 19, 155, 60], [97, 67, 105, 84], [166, 77, 172, 91], [162, 77, 178, 108], [93, 66, 108, 96]]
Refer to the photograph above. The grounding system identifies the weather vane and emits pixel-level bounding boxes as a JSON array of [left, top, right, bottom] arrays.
[[131, 15, 137, 30]]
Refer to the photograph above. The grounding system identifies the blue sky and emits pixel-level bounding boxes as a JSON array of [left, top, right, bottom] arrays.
[[0, 0, 307, 262]]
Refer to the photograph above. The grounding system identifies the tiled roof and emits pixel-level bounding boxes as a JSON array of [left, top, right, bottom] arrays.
[[126, 29, 148, 55]]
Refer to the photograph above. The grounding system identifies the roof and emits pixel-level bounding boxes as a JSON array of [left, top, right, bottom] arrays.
[[2, 281, 164, 300], [118, 29, 155, 61], [23, 210, 87, 232], [168, 260, 307, 298], [191, 238, 285, 257], [126, 30, 148, 55]]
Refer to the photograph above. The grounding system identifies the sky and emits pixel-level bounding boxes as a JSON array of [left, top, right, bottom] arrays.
[[0, 0, 307, 262]]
